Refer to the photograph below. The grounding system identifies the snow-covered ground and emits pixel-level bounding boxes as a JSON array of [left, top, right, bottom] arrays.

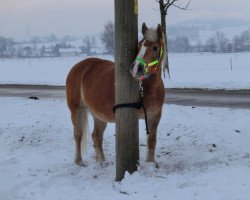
[[0, 55, 112, 86], [0, 97, 250, 200], [0, 52, 250, 90], [166, 53, 250, 90]]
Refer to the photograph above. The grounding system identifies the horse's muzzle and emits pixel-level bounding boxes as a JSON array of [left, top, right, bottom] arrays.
[[130, 62, 144, 79]]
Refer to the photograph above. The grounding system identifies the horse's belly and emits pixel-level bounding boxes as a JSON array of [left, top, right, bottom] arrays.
[[82, 87, 115, 123]]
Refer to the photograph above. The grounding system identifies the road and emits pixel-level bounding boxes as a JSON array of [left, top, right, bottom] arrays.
[[0, 84, 250, 109]]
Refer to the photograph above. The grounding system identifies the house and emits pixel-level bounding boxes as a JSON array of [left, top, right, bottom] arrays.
[[41, 46, 54, 57], [59, 48, 81, 57]]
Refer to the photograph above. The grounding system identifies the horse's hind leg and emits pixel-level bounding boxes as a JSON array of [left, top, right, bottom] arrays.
[[71, 105, 88, 166], [92, 117, 107, 162]]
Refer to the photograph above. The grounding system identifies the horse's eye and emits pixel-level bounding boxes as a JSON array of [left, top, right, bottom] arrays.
[[153, 46, 158, 51]]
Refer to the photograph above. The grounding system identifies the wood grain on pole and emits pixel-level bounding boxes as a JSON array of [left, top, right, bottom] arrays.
[[115, 0, 139, 181]]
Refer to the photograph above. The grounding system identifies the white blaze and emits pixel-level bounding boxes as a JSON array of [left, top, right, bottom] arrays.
[[132, 40, 147, 76]]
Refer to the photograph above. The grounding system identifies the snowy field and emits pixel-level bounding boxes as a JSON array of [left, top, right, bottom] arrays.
[[0, 52, 250, 90], [0, 97, 250, 200]]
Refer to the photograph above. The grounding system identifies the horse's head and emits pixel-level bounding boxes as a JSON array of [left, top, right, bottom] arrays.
[[130, 23, 166, 80]]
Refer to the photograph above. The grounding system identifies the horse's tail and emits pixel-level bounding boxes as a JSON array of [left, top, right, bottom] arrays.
[[78, 105, 88, 155]]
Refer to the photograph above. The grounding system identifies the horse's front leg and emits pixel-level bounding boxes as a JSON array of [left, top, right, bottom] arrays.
[[146, 111, 162, 163]]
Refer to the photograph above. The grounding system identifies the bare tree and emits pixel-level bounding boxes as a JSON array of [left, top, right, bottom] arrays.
[[174, 36, 190, 53], [156, 0, 191, 75], [205, 37, 217, 53], [82, 35, 91, 55], [232, 30, 250, 52], [0, 37, 15, 58], [100, 21, 115, 55], [81, 35, 97, 55], [91, 36, 97, 49], [215, 31, 229, 53]]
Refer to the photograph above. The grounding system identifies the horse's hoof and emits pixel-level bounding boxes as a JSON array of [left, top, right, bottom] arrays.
[[146, 158, 155, 163], [98, 158, 106, 163], [146, 160, 159, 169], [95, 150, 105, 162], [75, 159, 87, 167], [95, 155, 105, 162]]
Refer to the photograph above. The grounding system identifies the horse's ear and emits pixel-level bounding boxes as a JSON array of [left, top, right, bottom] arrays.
[[157, 24, 163, 40], [142, 22, 148, 36]]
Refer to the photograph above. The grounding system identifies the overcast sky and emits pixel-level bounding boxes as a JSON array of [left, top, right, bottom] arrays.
[[0, 0, 250, 39]]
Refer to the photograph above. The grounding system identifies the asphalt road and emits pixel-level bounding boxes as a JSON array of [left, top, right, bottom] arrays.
[[0, 84, 250, 109]]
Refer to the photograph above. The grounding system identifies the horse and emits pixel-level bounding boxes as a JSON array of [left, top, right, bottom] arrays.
[[66, 22, 167, 166]]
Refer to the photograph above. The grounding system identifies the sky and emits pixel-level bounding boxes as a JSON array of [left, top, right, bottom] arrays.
[[0, 0, 250, 39]]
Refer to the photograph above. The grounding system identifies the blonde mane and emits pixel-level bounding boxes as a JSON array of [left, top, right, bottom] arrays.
[[145, 28, 168, 77]]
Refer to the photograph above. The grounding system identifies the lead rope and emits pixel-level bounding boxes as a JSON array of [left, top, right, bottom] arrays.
[[139, 80, 150, 135], [139, 80, 143, 99], [112, 80, 150, 135]]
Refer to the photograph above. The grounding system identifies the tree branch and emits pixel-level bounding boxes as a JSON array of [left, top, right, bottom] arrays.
[[166, 0, 177, 10], [172, 0, 192, 10], [158, 0, 168, 10], [157, 0, 191, 12]]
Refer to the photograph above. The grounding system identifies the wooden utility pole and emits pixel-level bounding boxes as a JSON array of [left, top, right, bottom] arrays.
[[115, 0, 139, 181]]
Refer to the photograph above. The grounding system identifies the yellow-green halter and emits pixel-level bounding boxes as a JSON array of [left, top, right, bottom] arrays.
[[135, 47, 163, 80]]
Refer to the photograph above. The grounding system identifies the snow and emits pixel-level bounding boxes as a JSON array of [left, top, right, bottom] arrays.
[[165, 52, 250, 90], [0, 52, 250, 90], [0, 55, 112, 86], [1, 97, 250, 200]]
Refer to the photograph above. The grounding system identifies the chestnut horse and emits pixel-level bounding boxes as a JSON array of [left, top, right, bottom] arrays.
[[66, 23, 167, 166]]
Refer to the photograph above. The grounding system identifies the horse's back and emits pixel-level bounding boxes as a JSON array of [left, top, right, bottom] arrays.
[[66, 58, 115, 121]]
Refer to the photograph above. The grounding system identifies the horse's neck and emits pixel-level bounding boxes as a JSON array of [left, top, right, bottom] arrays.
[[142, 68, 162, 92]]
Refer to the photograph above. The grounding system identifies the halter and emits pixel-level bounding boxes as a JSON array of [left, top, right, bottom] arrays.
[[135, 47, 163, 80]]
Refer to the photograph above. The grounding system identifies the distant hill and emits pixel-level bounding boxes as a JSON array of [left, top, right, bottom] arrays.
[[168, 19, 250, 43], [170, 19, 250, 30]]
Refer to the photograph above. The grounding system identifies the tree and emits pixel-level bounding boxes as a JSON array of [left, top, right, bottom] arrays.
[[82, 35, 97, 55], [82, 36, 91, 55], [168, 38, 175, 52], [23, 46, 33, 57], [0, 37, 8, 54], [52, 44, 60, 57], [91, 36, 97, 49], [174, 36, 190, 53], [205, 37, 217, 53], [240, 30, 250, 43], [43, 33, 58, 43], [31, 37, 39, 57], [31, 36, 42, 43], [232, 31, 250, 52], [156, 0, 191, 74], [225, 42, 233, 53], [195, 39, 203, 52], [215, 31, 228, 53], [40, 45, 46, 57], [0, 37, 15, 57], [239, 30, 250, 51], [61, 35, 77, 42], [100, 21, 115, 55]]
